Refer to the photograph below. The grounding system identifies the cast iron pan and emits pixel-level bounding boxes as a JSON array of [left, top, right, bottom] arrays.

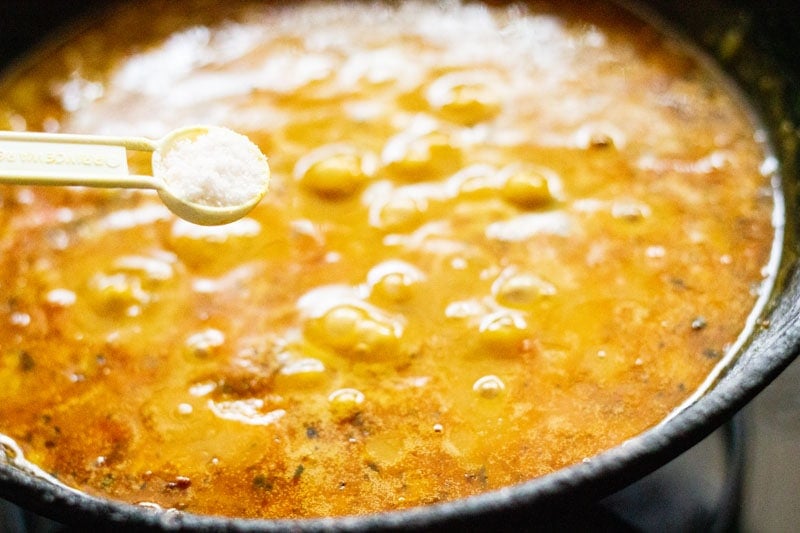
[[0, 1, 799, 531]]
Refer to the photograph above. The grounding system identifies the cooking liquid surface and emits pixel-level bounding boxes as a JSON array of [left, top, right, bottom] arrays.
[[0, 0, 779, 519]]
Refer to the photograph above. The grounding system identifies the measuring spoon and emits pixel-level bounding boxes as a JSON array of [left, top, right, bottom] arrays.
[[0, 125, 270, 225]]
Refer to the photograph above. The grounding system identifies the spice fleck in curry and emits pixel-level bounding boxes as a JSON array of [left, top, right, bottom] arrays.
[[0, 0, 780, 519]]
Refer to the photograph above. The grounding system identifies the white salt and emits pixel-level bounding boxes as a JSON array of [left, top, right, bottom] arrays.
[[156, 127, 269, 208]]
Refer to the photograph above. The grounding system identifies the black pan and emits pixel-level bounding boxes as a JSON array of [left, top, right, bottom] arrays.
[[1, 1, 799, 531]]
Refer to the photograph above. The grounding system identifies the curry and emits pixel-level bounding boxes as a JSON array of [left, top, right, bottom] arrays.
[[0, 0, 780, 519]]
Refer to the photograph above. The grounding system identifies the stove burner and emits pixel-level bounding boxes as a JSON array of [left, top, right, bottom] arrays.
[[600, 416, 744, 532]]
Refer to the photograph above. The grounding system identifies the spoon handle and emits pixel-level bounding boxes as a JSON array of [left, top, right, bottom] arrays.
[[0, 130, 160, 190], [0, 130, 157, 151]]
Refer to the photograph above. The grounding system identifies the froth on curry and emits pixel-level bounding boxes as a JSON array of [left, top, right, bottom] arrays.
[[0, 0, 780, 519]]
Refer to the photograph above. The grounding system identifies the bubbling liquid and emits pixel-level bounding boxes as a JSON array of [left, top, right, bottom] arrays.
[[0, 0, 780, 519]]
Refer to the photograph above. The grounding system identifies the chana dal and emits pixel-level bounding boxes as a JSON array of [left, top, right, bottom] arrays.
[[0, 0, 780, 519]]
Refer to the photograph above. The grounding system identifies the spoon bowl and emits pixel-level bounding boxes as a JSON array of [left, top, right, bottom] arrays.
[[153, 126, 270, 225]]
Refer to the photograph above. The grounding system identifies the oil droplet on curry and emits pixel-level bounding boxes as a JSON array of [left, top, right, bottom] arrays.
[[0, 0, 781, 519]]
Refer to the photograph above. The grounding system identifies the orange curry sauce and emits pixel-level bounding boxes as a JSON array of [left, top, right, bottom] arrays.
[[0, 0, 779, 519]]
